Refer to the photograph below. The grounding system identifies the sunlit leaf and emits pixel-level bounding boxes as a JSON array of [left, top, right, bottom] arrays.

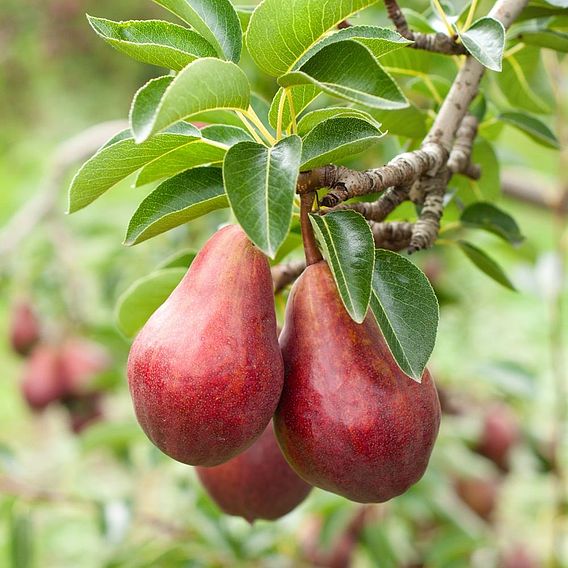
[[87, 16, 216, 71]]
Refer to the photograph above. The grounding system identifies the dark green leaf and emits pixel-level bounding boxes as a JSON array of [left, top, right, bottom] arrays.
[[134, 125, 250, 187], [115, 268, 186, 337], [461, 202, 524, 244], [499, 112, 560, 149], [87, 16, 216, 71], [310, 210, 375, 323], [297, 107, 382, 136], [458, 17, 505, 71], [279, 40, 408, 110], [370, 249, 439, 381], [223, 136, 302, 258], [134, 137, 228, 186], [458, 240, 516, 290], [68, 130, 201, 212], [294, 26, 412, 69], [152, 0, 242, 62], [130, 58, 250, 142], [300, 117, 384, 170], [125, 167, 227, 245], [246, 0, 378, 76], [519, 29, 568, 52]]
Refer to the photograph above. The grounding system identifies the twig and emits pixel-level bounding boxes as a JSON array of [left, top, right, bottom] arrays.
[[300, 193, 323, 265], [272, 259, 306, 293], [447, 115, 479, 174], [384, 0, 467, 55], [370, 221, 414, 250]]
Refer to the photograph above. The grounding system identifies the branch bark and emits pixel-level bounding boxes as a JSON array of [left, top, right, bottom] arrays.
[[296, 0, 528, 253]]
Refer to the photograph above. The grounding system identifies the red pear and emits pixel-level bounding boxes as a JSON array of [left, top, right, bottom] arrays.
[[454, 476, 499, 520], [127, 225, 284, 466], [63, 392, 104, 434], [21, 345, 65, 411], [10, 300, 40, 356], [59, 338, 111, 395], [196, 422, 311, 522], [475, 404, 519, 472], [274, 261, 441, 503]]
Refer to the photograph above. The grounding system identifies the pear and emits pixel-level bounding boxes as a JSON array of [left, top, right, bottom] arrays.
[[197, 421, 311, 522], [59, 338, 111, 395], [127, 225, 284, 466], [10, 299, 40, 356], [21, 345, 65, 411], [475, 404, 519, 472], [274, 261, 441, 503]]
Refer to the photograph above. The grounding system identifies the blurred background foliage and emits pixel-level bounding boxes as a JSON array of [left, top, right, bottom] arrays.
[[0, 0, 566, 567]]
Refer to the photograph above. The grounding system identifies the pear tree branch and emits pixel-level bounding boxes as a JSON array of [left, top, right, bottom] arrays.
[[295, 0, 528, 256], [384, 0, 467, 55]]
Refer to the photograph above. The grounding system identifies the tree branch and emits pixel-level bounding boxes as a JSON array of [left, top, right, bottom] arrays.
[[295, 0, 528, 255], [272, 259, 306, 293], [384, 0, 467, 55]]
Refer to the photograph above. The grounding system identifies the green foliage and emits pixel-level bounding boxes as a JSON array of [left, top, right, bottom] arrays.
[[87, 16, 217, 70], [152, 0, 242, 62], [125, 167, 228, 245], [65, 0, 563, 386], [115, 267, 187, 337], [370, 250, 439, 381], [458, 241, 517, 290], [300, 117, 384, 169], [310, 211, 375, 324], [457, 17, 505, 71], [223, 136, 302, 258]]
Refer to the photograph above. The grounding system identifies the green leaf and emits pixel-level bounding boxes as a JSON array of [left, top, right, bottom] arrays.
[[9, 508, 33, 568], [130, 58, 250, 142], [279, 40, 408, 110], [370, 250, 439, 381], [157, 249, 198, 269], [152, 0, 242, 62], [300, 117, 384, 170], [297, 107, 382, 136], [134, 125, 251, 187], [68, 130, 201, 212], [460, 202, 524, 245], [223, 136, 302, 258], [458, 240, 516, 290], [125, 167, 227, 245], [499, 112, 560, 149], [135, 137, 228, 186], [246, 0, 378, 76], [497, 46, 553, 114], [310, 210, 375, 323], [268, 85, 322, 131], [87, 16, 216, 71], [458, 17, 505, 71], [518, 29, 568, 52], [200, 124, 253, 145], [294, 26, 412, 69], [115, 268, 186, 337]]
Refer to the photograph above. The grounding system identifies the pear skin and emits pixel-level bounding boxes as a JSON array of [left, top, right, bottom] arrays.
[[127, 225, 284, 466], [197, 422, 311, 522], [275, 261, 441, 503]]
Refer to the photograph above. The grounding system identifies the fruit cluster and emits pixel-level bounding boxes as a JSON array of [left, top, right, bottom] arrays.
[[10, 300, 110, 433], [127, 225, 442, 522]]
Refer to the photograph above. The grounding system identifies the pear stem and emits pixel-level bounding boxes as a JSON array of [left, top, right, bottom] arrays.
[[300, 192, 323, 266]]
